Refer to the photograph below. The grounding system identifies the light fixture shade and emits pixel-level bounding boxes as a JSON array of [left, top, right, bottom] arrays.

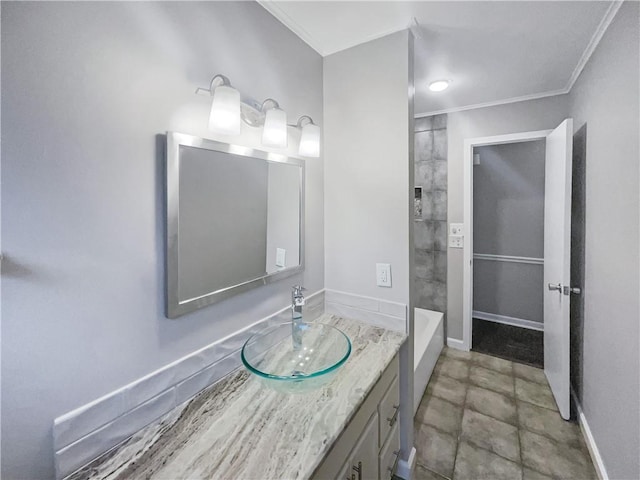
[[208, 85, 241, 135], [429, 80, 450, 92], [298, 123, 320, 157], [261, 108, 288, 148]]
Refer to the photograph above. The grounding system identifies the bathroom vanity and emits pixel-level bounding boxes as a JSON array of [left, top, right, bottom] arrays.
[[66, 315, 406, 480]]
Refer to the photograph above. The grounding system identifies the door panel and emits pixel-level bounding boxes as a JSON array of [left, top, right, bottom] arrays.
[[543, 118, 573, 419]]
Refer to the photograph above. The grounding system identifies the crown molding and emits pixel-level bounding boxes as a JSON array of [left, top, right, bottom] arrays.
[[257, 0, 326, 56], [415, 88, 569, 118], [565, 0, 623, 91]]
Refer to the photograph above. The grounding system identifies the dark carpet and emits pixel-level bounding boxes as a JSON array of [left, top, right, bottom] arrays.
[[472, 319, 544, 368]]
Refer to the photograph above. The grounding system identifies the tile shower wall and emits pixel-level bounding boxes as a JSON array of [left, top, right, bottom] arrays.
[[414, 114, 447, 313]]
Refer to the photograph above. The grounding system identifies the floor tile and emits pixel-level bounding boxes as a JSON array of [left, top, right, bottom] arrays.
[[517, 401, 583, 448], [522, 467, 554, 480], [426, 374, 468, 406], [460, 409, 520, 462], [471, 352, 513, 375], [414, 463, 450, 480], [443, 346, 472, 362], [453, 441, 522, 480], [515, 378, 557, 411], [416, 395, 463, 435], [465, 385, 517, 425], [435, 357, 470, 381], [520, 430, 597, 479], [469, 365, 514, 396], [513, 363, 547, 385], [415, 422, 458, 479]]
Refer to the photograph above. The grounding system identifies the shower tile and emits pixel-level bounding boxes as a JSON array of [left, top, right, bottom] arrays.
[[433, 161, 447, 189], [415, 249, 435, 281], [415, 162, 433, 189], [433, 191, 447, 220], [433, 129, 448, 160], [415, 116, 433, 132], [414, 279, 434, 309], [434, 221, 448, 251], [432, 282, 447, 312], [432, 114, 448, 130], [414, 221, 435, 250], [415, 131, 433, 162], [434, 251, 447, 283]]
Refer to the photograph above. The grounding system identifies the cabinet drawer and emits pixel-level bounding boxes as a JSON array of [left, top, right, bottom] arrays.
[[378, 423, 400, 480], [378, 375, 399, 447]]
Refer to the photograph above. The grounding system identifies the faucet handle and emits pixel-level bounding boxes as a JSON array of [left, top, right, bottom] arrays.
[[292, 285, 306, 296]]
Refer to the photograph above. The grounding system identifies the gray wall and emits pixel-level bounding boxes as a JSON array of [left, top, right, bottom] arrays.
[[568, 2, 640, 478], [446, 94, 570, 339], [473, 141, 545, 324], [1, 3, 323, 478], [414, 115, 447, 314]]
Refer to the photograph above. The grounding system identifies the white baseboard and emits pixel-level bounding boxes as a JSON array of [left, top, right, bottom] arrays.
[[446, 337, 468, 351], [396, 446, 417, 480], [571, 388, 608, 480], [473, 310, 544, 331]]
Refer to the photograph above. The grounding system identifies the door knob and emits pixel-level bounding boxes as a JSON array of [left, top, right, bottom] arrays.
[[547, 283, 562, 292], [563, 286, 582, 295]]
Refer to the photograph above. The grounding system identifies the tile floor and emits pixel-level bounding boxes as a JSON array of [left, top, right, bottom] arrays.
[[413, 347, 597, 480]]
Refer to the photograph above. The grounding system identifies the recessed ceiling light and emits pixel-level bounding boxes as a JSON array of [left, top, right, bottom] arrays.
[[429, 80, 450, 92]]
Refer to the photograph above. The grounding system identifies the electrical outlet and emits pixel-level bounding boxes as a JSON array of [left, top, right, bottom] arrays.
[[449, 223, 464, 236], [376, 263, 392, 287], [449, 235, 464, 248]]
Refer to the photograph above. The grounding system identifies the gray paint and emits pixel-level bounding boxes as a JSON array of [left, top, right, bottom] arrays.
[[568, 3, 640, 478], [472, 141, 545, 324], [446, 95, 570, 340], [1, 2, 323, 478]]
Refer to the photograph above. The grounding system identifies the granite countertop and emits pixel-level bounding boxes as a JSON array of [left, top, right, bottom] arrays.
[[68, 314, 407, 480]]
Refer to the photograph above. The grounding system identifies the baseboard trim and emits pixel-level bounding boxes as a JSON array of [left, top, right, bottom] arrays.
[[571, 388, 608, 480], [396, 446, 417, 480], [473, 310, 544, 331], [446, 337, 468, 351]]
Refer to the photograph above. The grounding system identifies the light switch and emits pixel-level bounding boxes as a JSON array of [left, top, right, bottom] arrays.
[[276, 248, 286, 268], [376, 263, 392, 287], [449, 235, 464, 248], [449, 223, 464, 236]]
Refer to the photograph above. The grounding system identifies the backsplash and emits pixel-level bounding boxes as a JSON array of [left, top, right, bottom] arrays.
[[53, 291, 325, 479], [325, 289, 407, 333], [413, 114, 448, 315]]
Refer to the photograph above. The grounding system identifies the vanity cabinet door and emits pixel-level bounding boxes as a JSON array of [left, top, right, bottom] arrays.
[[378, 376, 399, 447], [349, 412, 379, 480], [378, 423, 400, 480]]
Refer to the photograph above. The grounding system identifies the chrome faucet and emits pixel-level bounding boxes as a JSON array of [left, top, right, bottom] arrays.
[[292, 285, 306, 349]]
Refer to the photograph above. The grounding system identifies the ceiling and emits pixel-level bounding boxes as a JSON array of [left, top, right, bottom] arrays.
[[259, 1, 618, 115]]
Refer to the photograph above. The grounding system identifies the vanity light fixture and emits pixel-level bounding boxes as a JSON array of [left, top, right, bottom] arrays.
[[261, 99, 288, 148], [297, 116, 320, 158], [428, 80, 450, 92], [196, 73, 321, 157], [206, 75, 241, 135]]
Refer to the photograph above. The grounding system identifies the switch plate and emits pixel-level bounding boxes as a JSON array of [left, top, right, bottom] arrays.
[[449, 235, 464, 248], [449, 223, 464, 236], [275, 248, 286, 268], [376, 263, 392, 287]]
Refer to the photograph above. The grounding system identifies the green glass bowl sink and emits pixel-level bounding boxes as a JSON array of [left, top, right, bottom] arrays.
[[241, 322, 351, 394]]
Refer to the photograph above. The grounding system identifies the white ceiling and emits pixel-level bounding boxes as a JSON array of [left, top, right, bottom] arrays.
[[259, 1, 618, 115]]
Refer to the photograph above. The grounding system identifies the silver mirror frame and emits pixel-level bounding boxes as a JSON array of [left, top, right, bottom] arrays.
[[166, 132, 305, 318]]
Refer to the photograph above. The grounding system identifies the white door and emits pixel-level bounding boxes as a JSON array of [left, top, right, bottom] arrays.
[[543, 118, 573, 420]]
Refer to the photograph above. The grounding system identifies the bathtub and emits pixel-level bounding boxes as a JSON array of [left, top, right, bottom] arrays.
[[414, 308, 444, 414]]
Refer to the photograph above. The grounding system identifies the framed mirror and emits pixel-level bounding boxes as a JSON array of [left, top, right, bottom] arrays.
[[166, 132, 305, 318]]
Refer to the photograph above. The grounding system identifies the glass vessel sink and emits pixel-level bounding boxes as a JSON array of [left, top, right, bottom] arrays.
[[241, 322, 351, 393]]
